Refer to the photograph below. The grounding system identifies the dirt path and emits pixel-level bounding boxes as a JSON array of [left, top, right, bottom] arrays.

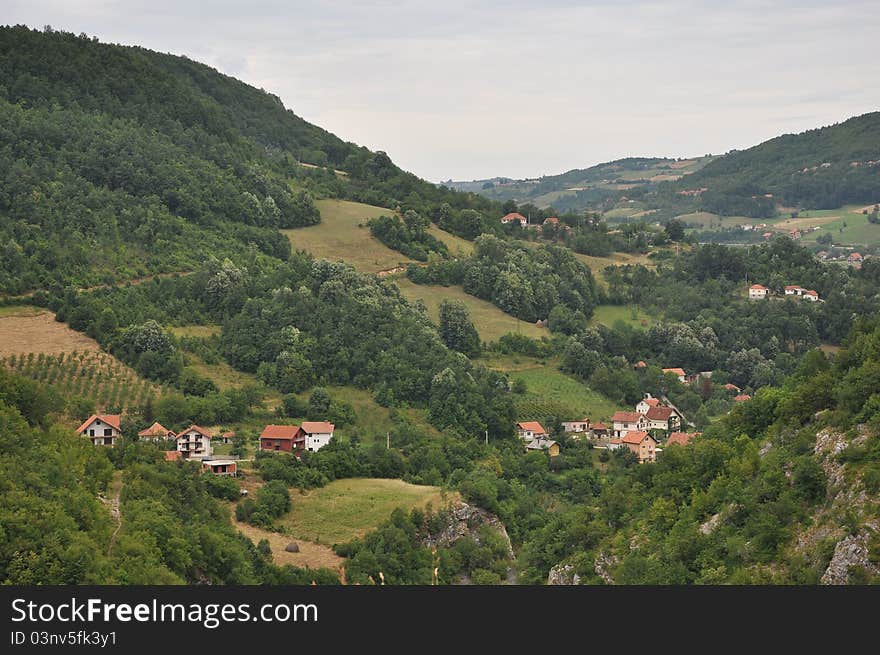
[[103, 471, 123, 556]]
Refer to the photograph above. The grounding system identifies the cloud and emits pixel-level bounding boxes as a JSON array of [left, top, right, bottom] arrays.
[[5, 1, 879, 180]]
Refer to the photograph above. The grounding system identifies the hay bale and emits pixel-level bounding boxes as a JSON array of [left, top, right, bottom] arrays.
[[285, 542, 300, 553]]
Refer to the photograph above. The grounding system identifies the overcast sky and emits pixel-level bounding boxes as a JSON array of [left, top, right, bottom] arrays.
[[6, 1, 880, 181]]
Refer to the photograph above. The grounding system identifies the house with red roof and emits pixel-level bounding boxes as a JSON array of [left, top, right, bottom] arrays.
[[543, 216, 559, 226], [301, 421, 335, 452], [164, 450, 182, 462], [77, 414, 123, 447], [784, 285, 805, 297], [724, 383, 741, 393], [137, 421, 175, 442], [662, 367, 687, 383], [621, 431, 657, 463], [748, 284, 769, 300], [635, 395, 661, 414], [803, 289, 819, 302], [202, 459, 237, 476], [644, 405, 681, 431], [591, 422, 608, 437], [666, 432, 701, 447], [517, 421, 548, 441], [611, 411, 648, 438], [500, 212, 528, 227], [734, 394, 752, 402], [848, 252, 863, 267], [176, 425, 213, 459], [260, 424, 304, 453]]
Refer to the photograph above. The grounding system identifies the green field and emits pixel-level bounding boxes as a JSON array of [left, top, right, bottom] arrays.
[[283, 199, 412, 273], [798, 205, 880, 247], [394, 278, 545, 342], [590, 304, 655, 329], [168, 324, 221, 338], [481, 354, 623, 422], [281, 478, 453, 545], [427, 224, 474, 256]]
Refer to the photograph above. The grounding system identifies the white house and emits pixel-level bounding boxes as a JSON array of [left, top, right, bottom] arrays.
[[517, 421, 548, 441], [300, 421, 335, 452], [611, 411, 648, 439], [500, 212, 528, 227], [176, 425, 213, 459], [76, 414, 122, 447], [635, 394, 661, 415], [662, 368, 687, 383], [803, 290, 820, 302], [749, 284, 769, 299], [643, 405, 681, 432], [784, 285, 805, 297]]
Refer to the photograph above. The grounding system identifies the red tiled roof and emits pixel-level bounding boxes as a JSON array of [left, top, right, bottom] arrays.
[[301, 421, 335, 434], [611, 411, 643, 423], [734, 394, 752, 402], [849, 252, 863, 260], [76, 414, 122, 434], [501, 212, 527, 223], [645, 406, 675, 421], [667, 432, 699, 446], [724, 383, 741, 392], [164, 451, 182, 462], [592, 422, 607, 430], [635, 360, 647, 368], [784, 285, 803, 291], [138, 421, 173, 437], [543, 216, 559, 224], [663, 367, 686, 377], [643, 398, 661, 407], [517, 421, 547, 434], [260, 424, 302, 440], [750, 284, 768, 290], [622, 431, 652, 445], [180, 425, 213, 438], [609, 438, 622, 445], [804, 290, 818, 296]]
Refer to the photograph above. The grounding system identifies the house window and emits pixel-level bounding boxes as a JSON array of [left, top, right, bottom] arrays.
[[104, 428, 112, 436], [89, 429, 95, 436]]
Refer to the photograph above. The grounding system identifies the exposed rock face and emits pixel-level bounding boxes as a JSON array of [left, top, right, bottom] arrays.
[[594, 551, 618, 585], [547, 563, 581, 585], [821, 532, 879, 584], [422, 501, 514, 560]]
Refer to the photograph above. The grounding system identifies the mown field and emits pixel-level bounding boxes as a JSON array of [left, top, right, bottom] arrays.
[[280, 478, 454, 545], [481, 354, 623, 422], [590, 304, 655, 329], [394, 278, 545, 342], [0, 306, 101, 355]]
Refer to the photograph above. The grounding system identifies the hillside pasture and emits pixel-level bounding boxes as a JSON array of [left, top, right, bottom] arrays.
[[394, 278, 545, 342], [590, 304, 655, 329], [482, 354, 622, 422], [281, 478, 454, 545], [0, 307, 100, 355]]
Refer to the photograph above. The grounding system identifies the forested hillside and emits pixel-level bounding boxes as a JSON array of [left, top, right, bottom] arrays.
[[0, 25, 497, 295]]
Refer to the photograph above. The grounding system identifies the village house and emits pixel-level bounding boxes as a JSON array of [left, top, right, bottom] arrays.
[[635, 394, 661, 414], [76, 414, 123, 447], [301, 421, 335, 452], [525, 437, 560, 457], [666, 432, 701, 447], [662, 367, 687, 383], [621, 431, 657, 463], [591, 422, 608, 438], [724, 383, 741, 393], [644, 405, 680, 431], [634, 360, 647, 370], [216, 430, 236, 445], [543, 216, 559, 226], [176, 425, 213, 459], [164, 450, 182, 462], [803, 289, 819, 302], [137, 421, 175, 442], [848, 252, 863, 268], [748, 284, 769, 299], [562, 418, 590, 433], [607, 438, 622, 451], [611, 411, 648, 439], [517, 421, 548, 440], [500, 212, 528, 227], [260, 424, 303, 453], [784, 285, 805, 297], [202, 459, 237, 476], [734, 394, 752, 403]]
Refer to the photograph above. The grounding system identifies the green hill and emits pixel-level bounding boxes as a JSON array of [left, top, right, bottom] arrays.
[[0, 25, 497, 295]]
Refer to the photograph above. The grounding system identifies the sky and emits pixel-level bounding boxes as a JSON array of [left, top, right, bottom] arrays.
[[6, 1, 880, 181]]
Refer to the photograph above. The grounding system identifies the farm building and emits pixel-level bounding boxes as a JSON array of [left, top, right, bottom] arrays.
[[176, 425, 213, 459], [525, 437, 560, 457], [76, 414, 122, 447], [500, 212, 528, 227], [666, 432, 701, 447], [202, 459, 237, 476], [217, 431, 236, 445], [562, 418, 590, 433], [137, 421, 175, 442], [260, 424, 304, 453]]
